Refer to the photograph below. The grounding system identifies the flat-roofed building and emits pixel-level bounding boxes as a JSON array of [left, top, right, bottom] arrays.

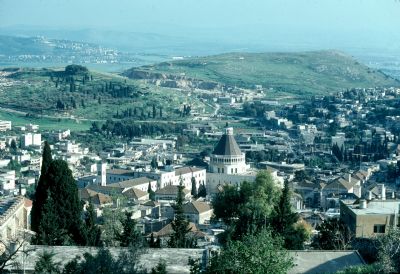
[[0, 120, 11, 132], [341, 198, 400, 238]]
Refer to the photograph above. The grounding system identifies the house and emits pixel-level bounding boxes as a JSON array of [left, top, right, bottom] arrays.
[[182, 201, 213, 225], [340, 198, 400, 238], [155, 185, 190, 201], [0, 120, 11, 132], [0, 169, 16, 193], [150, 221, 207, 245], [0, 196, 31, 240], [107, 177, 157, 193], [79, 188, 113, 207]]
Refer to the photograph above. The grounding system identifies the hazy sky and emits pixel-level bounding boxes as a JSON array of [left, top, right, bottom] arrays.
[[1, 0, 400, 52], [1, 0, 399, 31]]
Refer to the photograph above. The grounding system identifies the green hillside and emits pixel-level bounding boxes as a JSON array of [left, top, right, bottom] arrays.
[[124, 50, 399, 96], [0, 65, 209, 127]]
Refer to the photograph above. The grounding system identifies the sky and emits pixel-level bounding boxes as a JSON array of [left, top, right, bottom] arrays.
[[1, 0, 400, 53]]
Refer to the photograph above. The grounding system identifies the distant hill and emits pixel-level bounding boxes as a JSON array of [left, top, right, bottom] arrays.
[[123, 50, 400, 97], [0, 35, 139, 66]]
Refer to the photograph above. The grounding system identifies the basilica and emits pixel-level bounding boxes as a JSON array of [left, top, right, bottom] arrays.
[[206, 127, 256, 194]]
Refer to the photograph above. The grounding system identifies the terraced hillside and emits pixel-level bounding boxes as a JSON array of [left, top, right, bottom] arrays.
[[124, 50, 399, 97]]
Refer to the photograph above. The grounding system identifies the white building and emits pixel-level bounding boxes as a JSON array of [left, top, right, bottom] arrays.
[[0, 170, 16, 192], [106, 166, 206, 192], [21, 133, 41, 148], [0, 120, 11, 132], [206, 127, 255, 194]]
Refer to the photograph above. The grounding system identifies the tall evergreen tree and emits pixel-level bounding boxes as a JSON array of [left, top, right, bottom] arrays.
[[198, 183, 207, 198], [83, 202, 102, 246], [148, 182, 155, 201], [271, 180, 308, 249], [31, 141, 53, 232], [168, 181, 193, 248], [152, 104, 156, 118], [272, 180, 298, 234], [35, 191, 65, 245], [117, 212, 142, 247], [191, 177, 198, 197], [41, 141, 52, 175], [35, 160, 83, 245]]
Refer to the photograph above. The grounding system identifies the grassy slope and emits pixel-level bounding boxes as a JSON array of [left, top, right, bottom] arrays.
[[0, 109, 91, 131], [0, 67, 209, 128], [128, 50, 399, 96]]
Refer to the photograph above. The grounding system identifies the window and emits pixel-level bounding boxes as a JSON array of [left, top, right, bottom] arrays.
[[374, 225, 386, 233], [222, 168, 224, 173], [218, 168, 220, 173]]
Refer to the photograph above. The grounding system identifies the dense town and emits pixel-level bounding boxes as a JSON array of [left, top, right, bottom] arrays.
[[2, 83, 400, 272]]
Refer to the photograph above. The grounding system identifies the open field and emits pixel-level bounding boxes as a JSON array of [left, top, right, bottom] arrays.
[[0, 109, 91, 131]]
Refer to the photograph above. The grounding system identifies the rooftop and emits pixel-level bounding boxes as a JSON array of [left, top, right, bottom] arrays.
[[212, 127, 242, 156], [346, 199, 400, 215], [107, 177, 154, 189]]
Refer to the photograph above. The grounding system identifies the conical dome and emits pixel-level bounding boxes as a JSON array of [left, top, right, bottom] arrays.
[[212, 127, 242, 156]]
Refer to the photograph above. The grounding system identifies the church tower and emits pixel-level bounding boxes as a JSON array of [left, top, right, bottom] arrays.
[[209, 127, 248, 175]]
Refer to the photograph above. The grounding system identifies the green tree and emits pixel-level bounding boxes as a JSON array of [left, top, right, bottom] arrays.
[[152, 104, 157, 119], [271, 180, 308, 249], [34, 251, 61, 274], [35, 191, 66, 245], [151, 157, 158, 169], [313, 218, 353, 250], [117, 212, 142, 247], [35, 160, 83, 245], [168, 181, 193, 248], [7, 159, 21, 173], [151, 259, 167, 274], [82, 202, 102, 246], [148, 182, 155, 201], [191, 177, 197, 197], [197, 183, 207, 198], [377, 227, 400, 273], [41, 141, 53, 175], [100, 207, 124, 247], [31, 141, 53, 232], [234, 171, 280, 239], [206, 229, 293, 274]]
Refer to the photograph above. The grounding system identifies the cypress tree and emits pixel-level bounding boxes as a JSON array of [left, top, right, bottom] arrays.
[[148, 182, 155, 201], [168, 181, 192, 248], [191, 177, 198, 197], [31, 141, 53, 232], [117, 212, 142, 247], [272, 180, 298, 234], [198, 183, 207, 198], [271, 180, 308, 249], [83, 202, 102, 246], [35, 191, 65, 245], [42, 160, 83, 245]]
